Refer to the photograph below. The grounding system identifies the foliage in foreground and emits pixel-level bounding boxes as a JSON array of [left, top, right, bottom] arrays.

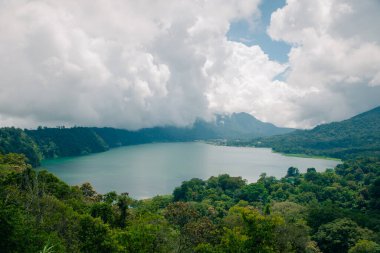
[[0, 153, 379, 252]]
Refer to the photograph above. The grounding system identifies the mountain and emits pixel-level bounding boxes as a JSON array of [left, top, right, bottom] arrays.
[[6, 112, 291, 162], [2, 107, 379, 163], [90, 112, 293, 147], [250, 106, 380, 159], [208, 112, 293, 139]]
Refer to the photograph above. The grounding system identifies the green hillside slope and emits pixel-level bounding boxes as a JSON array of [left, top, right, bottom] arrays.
[[0, 128, 41, 167], [250, 106, 380, 159], [15, 113, 292, 162]]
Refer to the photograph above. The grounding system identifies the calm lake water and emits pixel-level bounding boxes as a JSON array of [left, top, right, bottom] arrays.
[[41, 142, 340, 199]]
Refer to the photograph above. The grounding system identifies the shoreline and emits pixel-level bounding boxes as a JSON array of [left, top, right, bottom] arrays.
[[40, 140, 342, 164], [274, 152, 341, 161], [201, 139, 342, 162]]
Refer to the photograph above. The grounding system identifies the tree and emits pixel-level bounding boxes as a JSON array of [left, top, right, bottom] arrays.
[[219, 227, 249, 253], [121, 212, 178, 253], [90, 202, 114, 225], [305, 168, 319, 182], [80, 182, 97, 198], [103, 191, 118, 204], [369, 178, 380, 209], [224, 206, 284, 252], [78, 215, 118, 253], [306, 202, 343, 232], [348, 240, 380, 253], [286, 167, 300, 178], [271, 201, 307, 223], [173, 178, 206, 202], [313, 218, 373, 253], [164, 202, 200, 228], [275, 221, 311, 252], [238, 183, 269, 204], [182, 217, 219, 248], [117, 193, 132, 228], [207, 174, 246, 197]]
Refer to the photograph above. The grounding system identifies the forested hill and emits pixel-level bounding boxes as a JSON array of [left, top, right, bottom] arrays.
[[26, 127, 109, 158], [0, 128, 41, 167], [247, 106, 380, 159], [0, 113, 292, 166], [2, 106, 379, 165]]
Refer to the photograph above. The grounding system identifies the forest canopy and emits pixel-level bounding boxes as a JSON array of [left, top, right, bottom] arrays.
[[0, 153, 379, 252]]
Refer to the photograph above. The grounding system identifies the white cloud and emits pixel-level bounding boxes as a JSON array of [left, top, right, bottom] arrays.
[[268, 0, 380, 127], [0, 0, 379, 129], [0, 0, 262, 129], [205, 41, 299, 125]]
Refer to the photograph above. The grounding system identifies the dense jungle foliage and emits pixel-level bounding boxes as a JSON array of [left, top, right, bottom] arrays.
[[0, 153, 379, 252]]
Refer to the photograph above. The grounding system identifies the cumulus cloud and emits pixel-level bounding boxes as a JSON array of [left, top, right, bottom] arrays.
[[205, 41, 299, 125], [268, 0, 380, 127], [0, 0, 379, 129], [0, 0, 263, 129]]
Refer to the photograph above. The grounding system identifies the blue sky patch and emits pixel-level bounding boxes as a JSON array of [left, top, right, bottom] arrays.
[[227, 0, 291, 63]]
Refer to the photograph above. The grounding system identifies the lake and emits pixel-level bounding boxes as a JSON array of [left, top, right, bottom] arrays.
[[41, 142, 340, 199]]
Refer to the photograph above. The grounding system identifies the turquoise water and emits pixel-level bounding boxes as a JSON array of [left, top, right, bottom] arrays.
[[41, 142, 340, 199]]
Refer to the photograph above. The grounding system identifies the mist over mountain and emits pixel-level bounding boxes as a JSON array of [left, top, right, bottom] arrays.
[[123, 112, 293, 143], [210, 112, 293, 139], [4, 106, 379, 164], [21, 112, 292, 162], [0, 112, 292, 165]]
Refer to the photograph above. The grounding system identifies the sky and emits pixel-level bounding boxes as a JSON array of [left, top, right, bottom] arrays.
[[0, 0, 379, 129], [227, 0, 290, 63]]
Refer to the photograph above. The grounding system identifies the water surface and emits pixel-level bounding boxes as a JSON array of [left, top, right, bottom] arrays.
[[41, 142, 340, 199]]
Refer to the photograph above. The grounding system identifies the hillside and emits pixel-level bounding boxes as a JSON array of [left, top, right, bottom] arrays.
[[0, 127, 41, 167], [25, 127, 109, 159], [248, 106, 380, 159], [0, 113, 292, 164]]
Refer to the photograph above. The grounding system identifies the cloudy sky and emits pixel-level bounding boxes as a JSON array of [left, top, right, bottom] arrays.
[[0, 0, 379, 129]]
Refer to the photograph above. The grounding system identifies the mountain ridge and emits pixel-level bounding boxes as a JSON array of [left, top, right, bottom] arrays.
[[247, 106, 380, 159], [1, 112, 293, 165]]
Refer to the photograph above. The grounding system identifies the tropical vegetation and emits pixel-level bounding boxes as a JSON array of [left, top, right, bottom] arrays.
[[0, 152, 379, 252]]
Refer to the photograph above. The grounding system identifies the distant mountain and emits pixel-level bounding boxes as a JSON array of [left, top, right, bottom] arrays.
[[90, 112, 293, 147], [249, 106, 380, 159], [207, 112, 293, 139], [12, 112, 292, 162]]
